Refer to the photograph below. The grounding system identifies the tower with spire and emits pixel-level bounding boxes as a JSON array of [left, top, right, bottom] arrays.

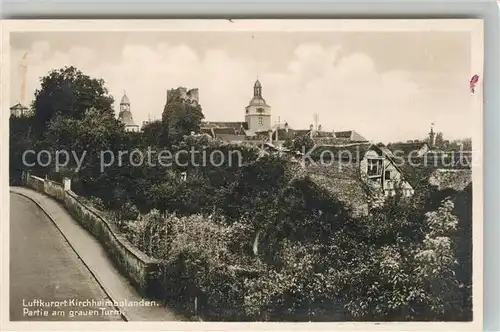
[[118, 91, 139, 132], [245, 79, 272, 133]]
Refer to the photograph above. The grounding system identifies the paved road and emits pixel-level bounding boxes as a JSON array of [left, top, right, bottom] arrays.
[[10, 193, 124, 321]]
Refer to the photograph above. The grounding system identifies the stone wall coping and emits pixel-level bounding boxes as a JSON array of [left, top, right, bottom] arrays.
[[64, 189, 161, 265]]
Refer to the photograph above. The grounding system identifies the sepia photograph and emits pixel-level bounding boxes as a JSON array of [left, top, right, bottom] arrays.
[[2, 19, 483, 330]]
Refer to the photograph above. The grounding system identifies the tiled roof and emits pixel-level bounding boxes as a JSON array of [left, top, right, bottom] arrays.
[[214, 134, 247, 142], [313, 131, 336, 138], [203, 121, 246, 130], [201, 122, 249, 138], [310, 143, 373, 162], [213, 127, 237, 135], [200, 128, 214, 136], [335, 130, 368, 142], [301, 162, 370, 216]]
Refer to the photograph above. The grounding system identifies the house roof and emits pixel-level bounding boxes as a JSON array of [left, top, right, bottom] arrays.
[[335, 130, 368, 142], [310, 143, 373, 162], [258, 128, 339, 143], [200, 128, 214, 136], [214, 134, 247, 142], [10, 103, 29, 110], [300, 162, 370, 216], [201, 122, 248, 138], [202, 121, 246, 130], [388, 142, 428, 156], [406, 151, 472, 170], [314, 131, 336, 138]]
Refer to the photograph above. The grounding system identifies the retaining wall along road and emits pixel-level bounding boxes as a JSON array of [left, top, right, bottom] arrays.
[[21, 171, 163, 299]]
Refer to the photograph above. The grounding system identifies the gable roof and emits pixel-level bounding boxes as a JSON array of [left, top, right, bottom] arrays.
[[301, 162, 370, 216], [213, 127, 236, 135], [202, 121, 246, 130], [214, 134, 247, 142], [335, 130, 368, 142], [10, 103, 29, 111], [310, 143, 373, 162]]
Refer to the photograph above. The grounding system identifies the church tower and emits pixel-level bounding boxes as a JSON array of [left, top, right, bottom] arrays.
[[118, 92, 139, 132], [245, 79, 271, 133]]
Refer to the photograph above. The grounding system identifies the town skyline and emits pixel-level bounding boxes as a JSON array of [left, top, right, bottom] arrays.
[[10, 30, 474, 143]]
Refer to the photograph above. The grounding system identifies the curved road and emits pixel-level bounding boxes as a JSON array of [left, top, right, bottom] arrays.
[[10, 193, 123, 321]]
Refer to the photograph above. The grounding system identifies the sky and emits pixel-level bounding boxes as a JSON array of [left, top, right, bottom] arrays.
[[10, 30, 474, 143]]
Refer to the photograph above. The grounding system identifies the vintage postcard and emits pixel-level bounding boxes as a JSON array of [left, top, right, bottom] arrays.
[[1, 19, 483, 331]]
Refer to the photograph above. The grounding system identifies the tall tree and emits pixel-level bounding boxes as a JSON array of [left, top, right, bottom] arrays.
[[141, 120, 169, 148], [42, 108, 128, 200], [9, 116, 35, 184], [32, 66, 114, 133], [434, 132, 445, 149], [162, 96, 204, 143]]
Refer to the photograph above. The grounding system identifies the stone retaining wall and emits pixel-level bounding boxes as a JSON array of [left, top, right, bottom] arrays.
[[21, 171, 164, 299]]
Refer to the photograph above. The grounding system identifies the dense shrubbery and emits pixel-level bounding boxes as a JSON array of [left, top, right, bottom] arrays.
[[110, 189, 468, 321], [10, 66, 473, 321]]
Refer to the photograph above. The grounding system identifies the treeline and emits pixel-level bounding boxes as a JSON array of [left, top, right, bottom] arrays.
[[9, 66, 472, 321]]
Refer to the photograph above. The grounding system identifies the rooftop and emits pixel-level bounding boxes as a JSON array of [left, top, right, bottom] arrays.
[[120, 93, 130, 105]]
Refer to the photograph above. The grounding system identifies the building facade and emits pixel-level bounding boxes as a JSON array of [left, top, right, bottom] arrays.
[[10, 103, 32, 118], [360, 146, 415, 197]]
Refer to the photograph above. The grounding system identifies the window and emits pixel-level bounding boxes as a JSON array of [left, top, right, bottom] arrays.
[[385, 170, 391, 180], [367, 159, 382, 177]]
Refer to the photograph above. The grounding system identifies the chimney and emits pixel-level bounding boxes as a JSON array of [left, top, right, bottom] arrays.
[[285, 122, 289, 133]]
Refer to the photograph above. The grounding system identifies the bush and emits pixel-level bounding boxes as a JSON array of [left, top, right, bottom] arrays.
[[113, 201, 140, 230], [125, 209, 167, 258], [88, 196, 105, 211]]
